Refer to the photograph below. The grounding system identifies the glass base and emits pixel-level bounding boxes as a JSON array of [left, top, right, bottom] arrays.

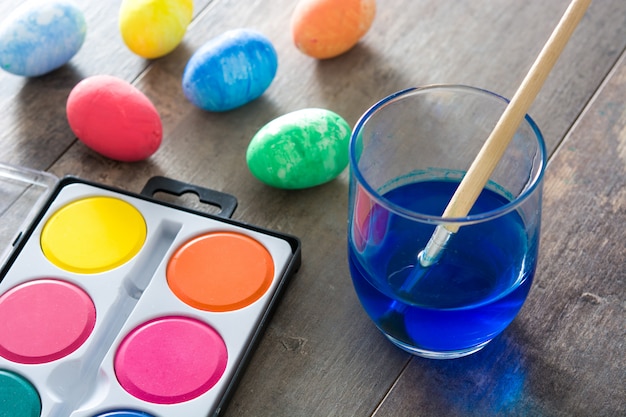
[[384, 333, 492, 359]]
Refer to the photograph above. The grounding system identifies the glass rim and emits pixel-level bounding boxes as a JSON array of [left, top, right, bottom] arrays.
[[349, 84, 548, 225]]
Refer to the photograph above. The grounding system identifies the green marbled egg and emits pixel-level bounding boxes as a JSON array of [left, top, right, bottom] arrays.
[[246, 108, 351, 189]]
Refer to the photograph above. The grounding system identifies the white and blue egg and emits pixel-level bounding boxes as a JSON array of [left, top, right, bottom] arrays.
[[0, 1, 86, 77]]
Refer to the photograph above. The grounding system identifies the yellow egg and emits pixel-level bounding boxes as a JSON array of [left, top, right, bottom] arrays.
[[119, 0, 193, 59], [291, 0, 376, 59]]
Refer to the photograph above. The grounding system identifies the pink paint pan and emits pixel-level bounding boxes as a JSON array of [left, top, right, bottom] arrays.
[[0, 167, 301, 417]]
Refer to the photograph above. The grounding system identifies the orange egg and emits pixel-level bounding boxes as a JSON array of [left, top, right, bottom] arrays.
[[291, 0, 376, 59]]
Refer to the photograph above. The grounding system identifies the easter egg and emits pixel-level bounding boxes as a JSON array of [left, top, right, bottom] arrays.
[[66, 75, 162, 162], [0, 1, 86, 77], [246, 108, 351, 189], [182, 29, 278, 112], [291, 0, 376, 59], [119, 0, 193, 59]]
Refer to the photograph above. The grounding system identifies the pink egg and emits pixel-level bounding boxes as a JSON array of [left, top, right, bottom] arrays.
[[66, 75, 162, 162]]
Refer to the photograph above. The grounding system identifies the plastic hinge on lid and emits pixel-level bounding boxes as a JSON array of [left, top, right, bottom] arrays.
[[0, 162, 58, 265]]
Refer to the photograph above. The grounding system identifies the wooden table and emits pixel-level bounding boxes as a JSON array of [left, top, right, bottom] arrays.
[[1, 0, 624, 416]]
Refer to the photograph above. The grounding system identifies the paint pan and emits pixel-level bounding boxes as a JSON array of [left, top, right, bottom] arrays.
[[0, 166, 301, 417]]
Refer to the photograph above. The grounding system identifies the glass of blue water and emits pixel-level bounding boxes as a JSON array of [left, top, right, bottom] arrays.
[[348, 85, 546, 359]]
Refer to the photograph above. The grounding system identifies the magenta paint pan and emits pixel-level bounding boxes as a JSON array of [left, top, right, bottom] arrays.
[[0, 174, 301, 417]]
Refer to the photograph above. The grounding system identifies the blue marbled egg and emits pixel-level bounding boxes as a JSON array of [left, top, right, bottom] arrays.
[[182, 29, 278, 112], [0, 1, 86, 77]]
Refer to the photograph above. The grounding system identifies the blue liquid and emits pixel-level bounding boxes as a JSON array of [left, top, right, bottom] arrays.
[[348, 180, 537, 357]]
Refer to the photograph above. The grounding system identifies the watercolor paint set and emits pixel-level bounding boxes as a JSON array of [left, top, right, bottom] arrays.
[[0, 163, 301, 417]]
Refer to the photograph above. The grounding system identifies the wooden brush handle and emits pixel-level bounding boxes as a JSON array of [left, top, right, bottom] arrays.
[[442, 0, 591, 233], [419, 0, 591, 267]]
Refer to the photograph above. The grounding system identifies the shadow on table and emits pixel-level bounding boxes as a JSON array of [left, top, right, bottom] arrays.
[[3, 64, 86, 167], [375, 320, 584, 417]]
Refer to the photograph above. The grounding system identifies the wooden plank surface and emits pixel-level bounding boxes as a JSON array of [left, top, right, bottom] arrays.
[[0, 0, 625, 416]]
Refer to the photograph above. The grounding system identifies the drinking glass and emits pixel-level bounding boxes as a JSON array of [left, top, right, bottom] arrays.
[[347, 85, 546, 359]]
